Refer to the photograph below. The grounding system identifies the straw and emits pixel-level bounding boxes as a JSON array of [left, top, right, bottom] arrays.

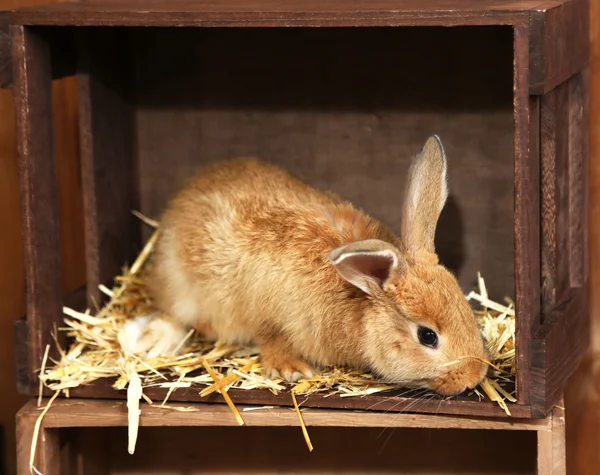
[[35, 211, 518, 455]]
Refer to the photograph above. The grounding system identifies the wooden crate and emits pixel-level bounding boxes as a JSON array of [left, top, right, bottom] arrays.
[[0, 0, 591, 419], [17, 398, 563, 475]]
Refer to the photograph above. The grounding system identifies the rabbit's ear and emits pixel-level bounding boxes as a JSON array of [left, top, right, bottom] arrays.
[[328, 239, 405, 295], [400, 135, 448, 261]]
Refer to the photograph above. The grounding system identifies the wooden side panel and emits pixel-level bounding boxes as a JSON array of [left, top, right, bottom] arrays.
[[64, 376, 531, 418], [529, 0, 590, 94], [532, 70, 590, 417], [77, 27, 137, 307], [537, 404, 566, 475], [16, 409, 61, 475], [11, 25, 63, 392], [540, 72, 588, 316], [513, 24, 538, 408], [0, 11, 10, 88], [539, 77, 587, 315]]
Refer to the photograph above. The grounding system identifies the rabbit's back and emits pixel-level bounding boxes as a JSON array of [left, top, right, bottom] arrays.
[[148, 158, 396, 357]]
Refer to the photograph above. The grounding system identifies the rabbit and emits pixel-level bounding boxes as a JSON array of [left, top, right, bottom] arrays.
[[129, 135, 489, 397]]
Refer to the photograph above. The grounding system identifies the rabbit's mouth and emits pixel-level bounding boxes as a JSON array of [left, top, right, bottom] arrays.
[[429, 360, 487, 397]]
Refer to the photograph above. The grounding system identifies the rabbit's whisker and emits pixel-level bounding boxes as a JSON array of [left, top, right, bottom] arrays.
[[440, 355, 509, 374]]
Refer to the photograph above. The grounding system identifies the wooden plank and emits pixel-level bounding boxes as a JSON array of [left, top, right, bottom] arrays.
[[46, 376, 531, 419], [540, 86, 558, 317], [537, 404, 566, 475], [5, 0, 555, 27], [13, 318, 31, 395], [17, 407, 61, 475], [531, 288, 590, 417], [531, 70, 590, 418], [20, 398, 549, 431], [1, 22, 77, 90], [0, 11, 10, 88], [15, 403, 35, 475], [513, 24, 537, 410], [77, 28, 136, 307], [563, 4, 600, 472], [11, 24, 63, 393], [529, 0, 590, 95], [69, 428, 108, 475], [540, 79, 577, 315]]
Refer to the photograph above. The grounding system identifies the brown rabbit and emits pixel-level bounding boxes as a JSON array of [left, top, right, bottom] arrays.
[[129, 135, 489, 397]]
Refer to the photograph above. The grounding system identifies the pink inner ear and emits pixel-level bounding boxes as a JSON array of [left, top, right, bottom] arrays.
[[346, 254, 394, 286]]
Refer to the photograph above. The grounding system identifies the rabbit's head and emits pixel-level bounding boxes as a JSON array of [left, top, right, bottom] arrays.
[[329, 136, 488, 396]]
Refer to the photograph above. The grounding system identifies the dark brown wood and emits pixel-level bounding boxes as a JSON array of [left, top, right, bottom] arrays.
[[15, 399, 544, 475], [13, 319, 31, 395], [541, 72, 587, 316], [14, 286, 98, 397], [6, 0, 546, 28], [532, 70, 590, 418], [531, 291, 590, 418], [0, 11, 10, 88], [19, 398, 541, 430], [11, 25, 64, 392], [134, 26, 516, 299], [17, 408, 60, 475], [568, 71, 589, 287], [513, 24, 537, 410], [6, 0, 591, 421], [77, 28, 137, 307], [41, 376, 529, 419], [69, 428, 109, 475], [1, 23, 77, 90], [540, 86, 559, 316], [529, 0, 590, 95]]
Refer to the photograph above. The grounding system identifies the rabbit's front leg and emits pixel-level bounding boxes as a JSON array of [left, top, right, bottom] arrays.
[[258, 329, 315, 382]]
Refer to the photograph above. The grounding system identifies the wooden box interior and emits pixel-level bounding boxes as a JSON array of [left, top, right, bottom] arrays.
[[131, 26, 515, 297], [56, 25, 521, 417]]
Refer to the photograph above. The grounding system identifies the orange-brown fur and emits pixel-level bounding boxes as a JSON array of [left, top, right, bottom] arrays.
[[146, 136, 488, 395]]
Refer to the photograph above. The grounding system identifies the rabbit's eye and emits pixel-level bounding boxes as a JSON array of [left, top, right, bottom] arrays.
[[417, 326, 438, 348]]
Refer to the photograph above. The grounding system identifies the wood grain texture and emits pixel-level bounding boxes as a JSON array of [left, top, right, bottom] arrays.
[[537, 404, 566, 475], [134, 26, 516, 300], [513, 24, 538, 410], [68, 427, 108, 475], [0, 10, 10, 88], [533, 71, 591, 418], [541, 87, 558, 315], [16, 400, 541, 475], [17, 398, 548, 431], [564, 1, 600, 473], [17, 409, 60, 475], [5, 0, 548, 27], [92, 425, 537, 475], [56, 377, 530, 418], [77, 28, 136, 307], [531, 290, 590, 417], [567, 72, 587, 289], [11, 24, 63, 392], [529, 0, 590, 94], [540, 76, 587, 315]]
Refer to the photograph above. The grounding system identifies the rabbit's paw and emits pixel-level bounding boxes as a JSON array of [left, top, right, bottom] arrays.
[[260, 342, 315, 383], [120, 314, 188, 359]]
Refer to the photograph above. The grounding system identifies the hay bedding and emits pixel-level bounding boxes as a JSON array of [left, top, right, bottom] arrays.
[[33, 213, 516, 467]]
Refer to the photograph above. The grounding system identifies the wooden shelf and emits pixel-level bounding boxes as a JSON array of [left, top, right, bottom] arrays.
[[7, 0, 570, 27], [21, 398, 551, 431], [17, 398, 567, 474]]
